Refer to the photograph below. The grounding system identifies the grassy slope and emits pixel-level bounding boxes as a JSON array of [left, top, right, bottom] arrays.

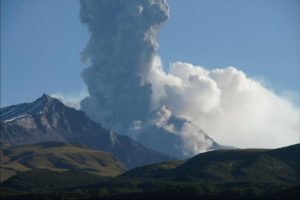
[[122, 160, 185, 179], [0, 142, 126, 181], [123, 144, 300, 183], [1, 169, 106, 192], [1, 144, 299, 200]]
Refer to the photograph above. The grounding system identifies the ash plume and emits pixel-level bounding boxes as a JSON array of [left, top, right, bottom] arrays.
[[149, 59, 300, 148], [79, 0, 299, 156], [80, 0, 169, 132]]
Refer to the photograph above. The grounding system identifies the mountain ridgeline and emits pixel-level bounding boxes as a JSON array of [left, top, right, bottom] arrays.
[[123, 143, 300, 183], [1, 94, 299, 199], [0, 94, 173, 169], [1, 144, 299, 199]]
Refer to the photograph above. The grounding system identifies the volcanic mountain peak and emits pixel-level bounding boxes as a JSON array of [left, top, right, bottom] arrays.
[[31, 93, 59, 108], [0, 94, 174, 169], [1, 94, 62, 122]]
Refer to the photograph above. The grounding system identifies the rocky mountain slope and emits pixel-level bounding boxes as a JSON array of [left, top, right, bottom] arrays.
[[0, 94, 173, 169], [134, 118, 233, 159]]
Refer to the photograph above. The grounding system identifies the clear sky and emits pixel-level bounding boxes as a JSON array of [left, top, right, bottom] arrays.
[[1, 0, 299, 107]]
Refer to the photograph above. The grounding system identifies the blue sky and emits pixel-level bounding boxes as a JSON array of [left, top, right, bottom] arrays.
[[1, 0, 299, 106]]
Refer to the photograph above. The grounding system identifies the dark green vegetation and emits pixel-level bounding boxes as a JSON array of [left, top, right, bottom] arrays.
[[1, 144, 299, 199], [124, 143, 300, 183], [0, 142, 126, 181], [1, 169, 105, 192]]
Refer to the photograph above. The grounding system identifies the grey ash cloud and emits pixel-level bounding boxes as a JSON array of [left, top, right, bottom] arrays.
[[78, 0, 299, 155], [80, 0, 169, 132]]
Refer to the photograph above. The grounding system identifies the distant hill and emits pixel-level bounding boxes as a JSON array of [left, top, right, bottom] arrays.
[[123, 144, 300, 183], [0, 142, 126, 181], [1, 144, 299, 199], [0, 94, 174, 169]]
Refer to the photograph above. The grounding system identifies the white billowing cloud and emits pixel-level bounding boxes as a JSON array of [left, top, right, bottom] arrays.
[[78, 0, 298, 154], [180, 122, 213, 155], [143, 104, 215, 156], [50, 91, 89, 110], [149, 57, 300, 148]]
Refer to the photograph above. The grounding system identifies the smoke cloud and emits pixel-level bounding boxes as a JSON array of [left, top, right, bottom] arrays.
[[80, 0, 169, 132], [79, 0, 299, 154], [50, 91, 88, 110], [150, 58, 300, 148]]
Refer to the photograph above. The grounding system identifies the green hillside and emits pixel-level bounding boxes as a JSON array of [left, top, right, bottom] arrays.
[[0, 142, 126, 181], [123, 144, 300, 184], [1, 144, 299, 200], [1, 169, 106, 192], [122, 160, 185, 178]]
